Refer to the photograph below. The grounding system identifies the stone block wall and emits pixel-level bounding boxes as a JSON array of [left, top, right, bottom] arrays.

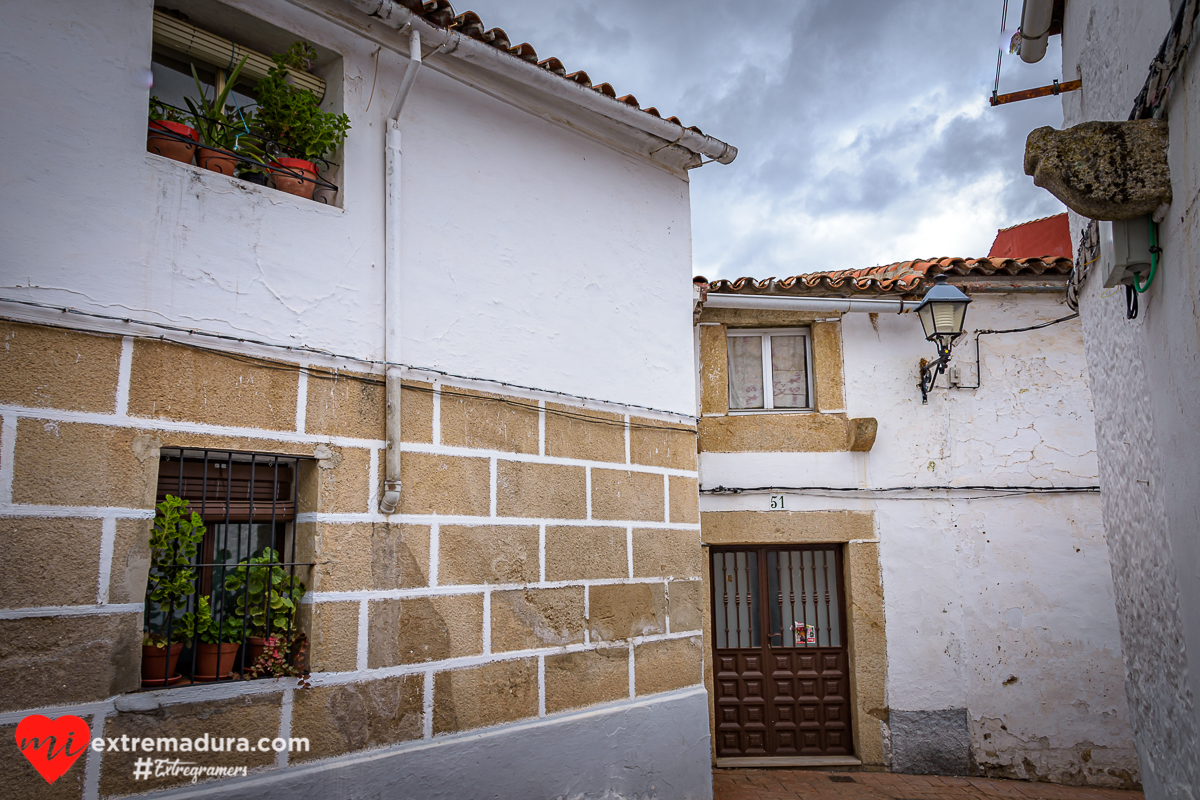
[[0, 320, 704, 796]]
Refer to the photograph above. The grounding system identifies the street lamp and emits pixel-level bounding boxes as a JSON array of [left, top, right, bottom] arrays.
[[915, 275, 971, 404]]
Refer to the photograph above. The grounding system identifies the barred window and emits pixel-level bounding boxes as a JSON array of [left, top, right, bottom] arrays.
[[142, 448, 312, 688]]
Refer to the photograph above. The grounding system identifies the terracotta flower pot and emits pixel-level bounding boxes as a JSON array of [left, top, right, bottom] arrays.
[[147, 119, 198, 164], [244, 637, 268, 667], [141, 642, 183, 684], [270, 158, 318, 199], [194, 642, 239, 681], [196, 147, 237, 176]]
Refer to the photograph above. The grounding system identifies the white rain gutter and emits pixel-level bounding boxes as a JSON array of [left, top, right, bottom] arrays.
[[379, 28, 424, 515], [703, 294, 913, 313], [336, 0, 736, 166]]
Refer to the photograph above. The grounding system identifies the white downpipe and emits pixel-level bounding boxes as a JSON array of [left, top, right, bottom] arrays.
[[380, 28, 423, 515], [336, 0, 736, 165], [702, 294, 912, 313], [1018, 0, 1054, 63]]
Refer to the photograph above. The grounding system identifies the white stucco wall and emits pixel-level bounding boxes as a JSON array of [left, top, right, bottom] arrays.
[[699, 293, 1138, 782], [0, 0, 699, 416], [1058, 2, 1200, 796]]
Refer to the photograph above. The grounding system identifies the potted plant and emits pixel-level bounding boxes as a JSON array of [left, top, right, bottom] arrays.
[[244, 634, 308, 680], [181, 597, 243, 681], [224, 547, 306, 668], [147, 97, 199, 164], [142, 495, 205, 685], [183, 56, 263, 176], [253, 42, 350, 199]]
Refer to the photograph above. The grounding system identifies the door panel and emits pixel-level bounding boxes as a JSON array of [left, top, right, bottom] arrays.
[[711, 546, 852, 759], [712, 550, 766, 756]]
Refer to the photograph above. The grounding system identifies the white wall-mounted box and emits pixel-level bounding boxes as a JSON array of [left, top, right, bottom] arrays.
[[1100, 215, 1154, 288]]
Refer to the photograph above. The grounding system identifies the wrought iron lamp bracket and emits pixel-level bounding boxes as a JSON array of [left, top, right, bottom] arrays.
[[918, 339, 956, 404]]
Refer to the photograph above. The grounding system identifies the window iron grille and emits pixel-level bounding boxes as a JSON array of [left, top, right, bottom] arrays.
[[147, 101, 341, 198], [144, 448, 314, 688]]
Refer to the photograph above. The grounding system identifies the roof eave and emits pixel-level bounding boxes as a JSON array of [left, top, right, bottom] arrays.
[[339, 0, 737, 170]]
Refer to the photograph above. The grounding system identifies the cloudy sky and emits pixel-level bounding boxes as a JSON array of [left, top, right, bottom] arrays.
[[463, 0, 1069, 280]]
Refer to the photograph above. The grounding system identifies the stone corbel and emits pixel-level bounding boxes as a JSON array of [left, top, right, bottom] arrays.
[[1024, 119, 1172, 220], [848, 418, 878, 452]]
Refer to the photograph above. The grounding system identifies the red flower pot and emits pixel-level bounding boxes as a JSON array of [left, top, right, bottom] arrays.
[[197, 146, 238, 176], [141, 642, 183, 685], [147, 119, 198, 164], [194, 642, 239, 681], [270, 158, 318, 199]]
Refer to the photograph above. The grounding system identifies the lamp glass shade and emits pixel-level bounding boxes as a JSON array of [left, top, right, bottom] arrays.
[[914, 276, 971, 341]]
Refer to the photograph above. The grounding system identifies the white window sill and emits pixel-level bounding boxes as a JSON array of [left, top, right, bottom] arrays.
[[144, 152, 345, 214]]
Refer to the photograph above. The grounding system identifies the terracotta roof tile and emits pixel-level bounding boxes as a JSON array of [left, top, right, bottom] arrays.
[[698, 257, 1073, 297], [509, 42, 538, 62], [398, 1, 699, 129]]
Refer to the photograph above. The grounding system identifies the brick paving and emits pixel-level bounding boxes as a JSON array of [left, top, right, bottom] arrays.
[[713, 770, 1145, 800]]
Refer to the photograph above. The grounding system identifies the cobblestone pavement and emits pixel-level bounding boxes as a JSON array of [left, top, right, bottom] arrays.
[[713, 770, 1145, 800]]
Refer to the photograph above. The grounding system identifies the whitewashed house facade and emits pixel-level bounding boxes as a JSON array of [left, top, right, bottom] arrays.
[[0, 0, 735, 797], [1013, 1, 1200, 794], [692, 249, 1139, 784]]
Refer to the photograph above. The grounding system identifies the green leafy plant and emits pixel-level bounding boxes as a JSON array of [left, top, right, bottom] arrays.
[[254, 42, 349, 163], [149, 96, 190, 125], [180, 596, 244, 645], [223, 547, 306, 640], [276, 41, 317, 72], [144, 495, 205, 646], [183, 55, 262, 162]]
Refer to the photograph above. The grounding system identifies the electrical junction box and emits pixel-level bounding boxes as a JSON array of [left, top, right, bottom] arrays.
[[1100, 215, 1154, 288]]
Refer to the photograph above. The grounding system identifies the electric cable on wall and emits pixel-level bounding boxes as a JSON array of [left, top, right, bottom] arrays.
[[0, 298, 698, 432], [953, 312, 1079, 391]]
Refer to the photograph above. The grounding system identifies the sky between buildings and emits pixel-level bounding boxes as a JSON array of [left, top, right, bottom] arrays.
[[464, 0, 1069, 280]]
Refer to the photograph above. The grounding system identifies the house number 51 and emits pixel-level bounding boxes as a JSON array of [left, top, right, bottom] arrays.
[[770, 495, 785, 509]]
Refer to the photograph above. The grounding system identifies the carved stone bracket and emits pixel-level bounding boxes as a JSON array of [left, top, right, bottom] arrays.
[[1024, 119, 1172, 220], [848, 418, 878, 452]]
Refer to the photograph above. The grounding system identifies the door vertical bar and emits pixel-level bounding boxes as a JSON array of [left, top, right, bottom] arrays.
[[734, 553, 744, 647], [823, 550, 833, 647], [786, 550, 796, 646], [775, 550, 784, 646], [798, 550, 808, 644], [720, 553, 730, 648]]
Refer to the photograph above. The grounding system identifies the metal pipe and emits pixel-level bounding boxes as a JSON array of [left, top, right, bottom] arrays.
[[380, 28, 422, 515], [336, 0, 736, 166], [1018, 0, 1054, 63], [702, 294, 913, 313], [990, 79, 1081, 106]]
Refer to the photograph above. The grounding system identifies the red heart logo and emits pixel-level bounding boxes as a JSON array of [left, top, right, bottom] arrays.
[[14, 714, 91, 784]]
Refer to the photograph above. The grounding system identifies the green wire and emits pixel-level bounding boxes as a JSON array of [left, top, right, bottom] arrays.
[[1134, 217, 1158, 293]]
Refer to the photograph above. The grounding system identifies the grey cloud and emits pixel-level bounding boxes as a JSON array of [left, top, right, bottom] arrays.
[[463, 0, 1068, 277]]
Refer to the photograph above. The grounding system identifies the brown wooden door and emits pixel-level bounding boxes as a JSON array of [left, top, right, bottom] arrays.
[[711, 546, 852, 759]]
